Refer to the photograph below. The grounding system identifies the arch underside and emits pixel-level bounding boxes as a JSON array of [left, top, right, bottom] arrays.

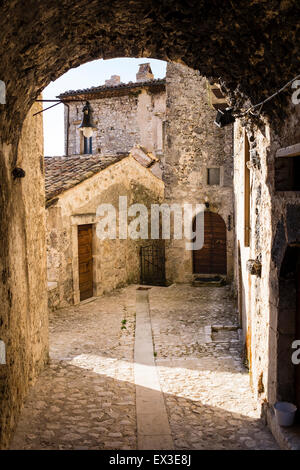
[[0, 0, 299, 139]]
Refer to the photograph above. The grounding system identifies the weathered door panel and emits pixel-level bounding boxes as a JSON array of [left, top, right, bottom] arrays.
[[193, 211, 227, 275], [78, 224, 93, 301]]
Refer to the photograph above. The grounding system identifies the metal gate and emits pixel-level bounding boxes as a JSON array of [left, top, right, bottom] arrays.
[[140, 244, 166, 285]]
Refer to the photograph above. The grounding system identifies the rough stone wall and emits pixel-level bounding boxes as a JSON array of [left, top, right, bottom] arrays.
[[164, 63, 234, 284], [46, 156, 164, 310], [0, 0, 299, 450], [233, 100, 300, 413], [1, 0, 299, 147], [0, 101, 48, 449], [66, 88, 165, 158]]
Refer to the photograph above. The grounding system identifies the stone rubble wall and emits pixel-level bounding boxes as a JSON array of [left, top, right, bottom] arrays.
[[233, 101, 300, 411], [46, 156, 164, 310], [0, 101, 48, 448], [164, 63, 234, 283], [66, 89, 166, 158]]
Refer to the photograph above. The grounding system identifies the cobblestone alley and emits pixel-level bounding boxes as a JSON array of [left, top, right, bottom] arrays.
[[10, 285, 278, 450]]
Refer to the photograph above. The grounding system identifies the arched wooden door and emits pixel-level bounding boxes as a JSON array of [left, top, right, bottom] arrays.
[[193, 211, 227, 275]]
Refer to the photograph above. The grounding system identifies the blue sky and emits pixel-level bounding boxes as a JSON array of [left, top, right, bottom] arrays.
[[43, 58, 167, 155]]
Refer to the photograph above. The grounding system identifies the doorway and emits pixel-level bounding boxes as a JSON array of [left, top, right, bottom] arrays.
[[277, 246, 300, 416], [193, 211, 227, 275], [78, 224, 93, 301]]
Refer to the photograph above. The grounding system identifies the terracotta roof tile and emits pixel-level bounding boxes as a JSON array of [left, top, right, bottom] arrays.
[[58, 78, 165, 99], [45, 154, 128, 201]]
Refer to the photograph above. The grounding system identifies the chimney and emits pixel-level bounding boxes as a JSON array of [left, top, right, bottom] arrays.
[[105, 75, 121, 86], [136, 63, 154, 82]]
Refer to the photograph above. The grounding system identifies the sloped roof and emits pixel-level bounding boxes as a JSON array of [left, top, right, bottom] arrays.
[[45, 147, 162, 203], [45, 154, 128, 201], [58, 78, 165, 99]]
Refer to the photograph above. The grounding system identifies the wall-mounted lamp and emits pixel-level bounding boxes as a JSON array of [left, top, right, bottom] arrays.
[[214, 107, 235, 128], [78, 101, 97, 138], [204, 196, 210, 209]]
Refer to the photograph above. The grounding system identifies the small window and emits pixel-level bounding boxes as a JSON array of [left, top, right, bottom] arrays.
[[207, 168, 220, 185], [84, 136, 93, 155], [275, 155, 300, 191]]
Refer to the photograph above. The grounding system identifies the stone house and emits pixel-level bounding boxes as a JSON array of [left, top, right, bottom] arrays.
[[59, 63, 166, 159], [45, 146, 164, 310], [55, 63, 235, 296], [164, 64, 234, 285], [233, 105, 300, 435]]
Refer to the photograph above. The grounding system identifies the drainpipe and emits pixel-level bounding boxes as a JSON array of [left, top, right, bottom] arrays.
[[63, 102, 70, 156]]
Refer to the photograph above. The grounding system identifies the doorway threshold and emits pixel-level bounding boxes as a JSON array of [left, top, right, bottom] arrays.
[[79, 296, 97, 305], [192, 275, 226, 287]]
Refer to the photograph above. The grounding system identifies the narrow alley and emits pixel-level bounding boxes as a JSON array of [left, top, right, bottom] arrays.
[[10, 285, 278, 450]]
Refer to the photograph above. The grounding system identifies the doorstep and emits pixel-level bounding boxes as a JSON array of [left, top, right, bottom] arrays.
[[267, 405, 300, 450], [192, 275, 226, 287]]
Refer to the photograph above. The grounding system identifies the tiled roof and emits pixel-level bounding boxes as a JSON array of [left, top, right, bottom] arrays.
[[45, 154, 128, 201], [58, 78, 166, 99]]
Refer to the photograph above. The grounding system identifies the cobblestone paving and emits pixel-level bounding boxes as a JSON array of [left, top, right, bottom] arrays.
[[149, 284, 279, 450], [10, 283, 279, 450], [10, 286, 137, 450]]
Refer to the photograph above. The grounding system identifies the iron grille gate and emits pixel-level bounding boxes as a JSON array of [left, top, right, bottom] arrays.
[[140, 244, 166, 286]]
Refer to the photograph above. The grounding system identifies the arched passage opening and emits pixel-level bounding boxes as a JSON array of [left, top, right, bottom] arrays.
[[0, 0, 299, 449], [193, 211, 227, 276], [277, 245, 300, 417]]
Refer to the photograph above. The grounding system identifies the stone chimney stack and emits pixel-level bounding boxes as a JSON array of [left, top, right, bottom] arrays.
[[105, 75, 121, 86], [136, 63, 154, 82]]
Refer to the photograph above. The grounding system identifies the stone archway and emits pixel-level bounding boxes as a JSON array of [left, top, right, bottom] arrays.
[[0, 0, 299, 142], [0, 0, 299, 448]]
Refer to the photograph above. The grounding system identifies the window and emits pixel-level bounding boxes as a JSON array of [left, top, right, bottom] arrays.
[[207, 168, 220, 185], [275, 155, 300, 191], [83, 136, 93, 155], [244, 132, 250, 247]]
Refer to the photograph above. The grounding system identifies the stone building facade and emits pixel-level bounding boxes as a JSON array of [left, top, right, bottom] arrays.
[[60, 64, 166, 159], [233, 102, 300, 440], [54, 62, 235, 301], [0, 100, 49, 449], [46, 148, 164, 311], [164, 63, 234, 284]]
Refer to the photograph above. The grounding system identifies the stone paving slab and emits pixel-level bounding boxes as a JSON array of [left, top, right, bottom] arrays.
[[149, 284, 279, 450], [135, 290, 173, 450], [10, 283, 279, 450], [10, 286, 137, 450]]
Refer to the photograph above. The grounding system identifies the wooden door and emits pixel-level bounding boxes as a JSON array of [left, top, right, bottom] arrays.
[[193, 211, 227, 275], [78, 224, 93, 301]]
